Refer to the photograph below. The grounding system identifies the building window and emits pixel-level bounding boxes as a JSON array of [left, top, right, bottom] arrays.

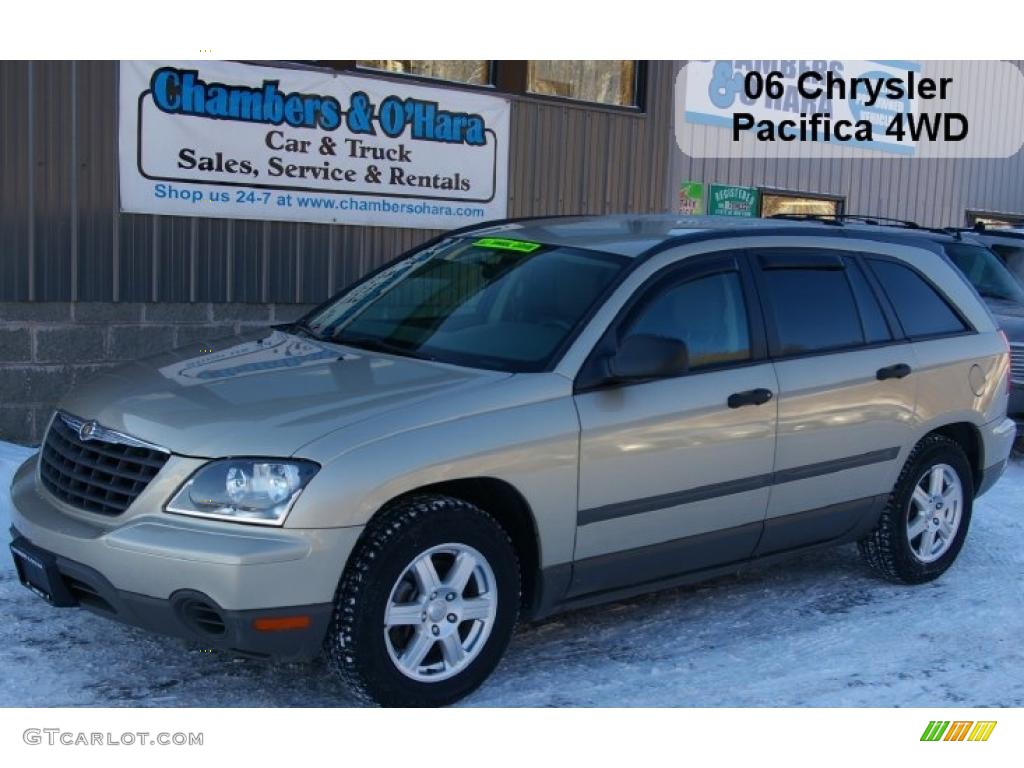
[[357, 60, 491, 86], [527, 61, 637, 106], [761, 191, 842, 218], [967, 211, 1024, 228]]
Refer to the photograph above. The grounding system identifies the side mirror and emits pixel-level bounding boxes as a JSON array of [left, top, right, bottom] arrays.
[[606, 334, 689, 382]]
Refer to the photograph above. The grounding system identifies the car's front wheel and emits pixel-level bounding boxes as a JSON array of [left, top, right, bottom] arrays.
[[325, 494, 520, 706]]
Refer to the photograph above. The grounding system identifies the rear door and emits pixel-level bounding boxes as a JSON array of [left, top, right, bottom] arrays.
[[570, 253, 778, 597], [751, 248, 919, 555], [864, 251, 985, 434]]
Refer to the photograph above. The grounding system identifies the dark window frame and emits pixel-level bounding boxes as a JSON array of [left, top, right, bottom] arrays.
[[844, 256, 898, 344], [574, 252, 767, 392]]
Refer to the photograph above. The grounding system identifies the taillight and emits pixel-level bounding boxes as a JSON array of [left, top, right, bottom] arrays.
[[998, 330, 1011, 395]]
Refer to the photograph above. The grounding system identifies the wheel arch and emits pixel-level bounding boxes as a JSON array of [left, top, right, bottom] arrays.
[[923, 421, 983, 490], [390, 476, 546, 618]]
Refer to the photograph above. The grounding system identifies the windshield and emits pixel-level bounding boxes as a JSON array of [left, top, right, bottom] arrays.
[[300, 237, 628, 372], [944, 243, 1024, 304]]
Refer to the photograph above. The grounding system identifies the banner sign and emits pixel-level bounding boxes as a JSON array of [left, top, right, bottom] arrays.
[[707, 184, 760, 217], [118, 61, 510, 228], [682, 60, 921, 156], [678, 181, 705, 215]]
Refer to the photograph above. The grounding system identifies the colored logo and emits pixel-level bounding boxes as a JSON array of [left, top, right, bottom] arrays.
[[921, 720, 997, 742], [707, 183, 760, 218]]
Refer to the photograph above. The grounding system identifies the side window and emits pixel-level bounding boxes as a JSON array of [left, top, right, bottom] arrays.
[[623, 271, 751, 370], [867, 258, 968, 338], [758, 262, 864, 355], [990, 244, 1024, 279], [944, 243, 1024, 304], [845, 258, 892, 343]]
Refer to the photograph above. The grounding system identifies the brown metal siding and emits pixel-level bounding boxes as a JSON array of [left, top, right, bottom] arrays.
[[0, 60, 31, 300], [673, 61, 1024, 228], [0, 60, 676, 304]]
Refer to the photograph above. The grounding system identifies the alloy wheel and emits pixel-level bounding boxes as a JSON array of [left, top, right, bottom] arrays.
[[383, 543, 499, 683], [906, 463, 963, 564]]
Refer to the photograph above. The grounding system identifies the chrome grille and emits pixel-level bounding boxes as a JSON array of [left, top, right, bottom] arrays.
[[39, 412, 169, 516], [1012, 345, 1024, 383]]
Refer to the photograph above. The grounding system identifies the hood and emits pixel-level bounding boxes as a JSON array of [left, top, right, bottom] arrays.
[[59, 329, 510, 457]]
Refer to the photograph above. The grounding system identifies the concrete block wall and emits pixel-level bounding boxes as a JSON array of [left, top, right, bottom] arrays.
[[0, 302, 317, 446]]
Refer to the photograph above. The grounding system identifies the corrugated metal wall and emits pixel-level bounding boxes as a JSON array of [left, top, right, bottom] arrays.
[[672, 61, 1024, 228], [0, 61, 675, 304]]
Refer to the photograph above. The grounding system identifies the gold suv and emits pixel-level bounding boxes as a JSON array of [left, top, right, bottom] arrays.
[[9, 215, 1016, 706]]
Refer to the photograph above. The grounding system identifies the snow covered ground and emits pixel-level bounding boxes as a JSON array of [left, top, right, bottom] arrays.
[[1, 438, 1022, 707]]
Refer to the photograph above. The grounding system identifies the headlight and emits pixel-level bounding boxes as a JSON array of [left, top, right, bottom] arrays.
[[166, 459, 319, 526]]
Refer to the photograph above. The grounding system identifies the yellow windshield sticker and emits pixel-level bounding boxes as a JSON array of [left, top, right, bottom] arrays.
[[473, 237, 543, 253]]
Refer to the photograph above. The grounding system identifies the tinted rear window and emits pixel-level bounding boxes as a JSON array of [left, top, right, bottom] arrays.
[[867, 259, 967, 338]]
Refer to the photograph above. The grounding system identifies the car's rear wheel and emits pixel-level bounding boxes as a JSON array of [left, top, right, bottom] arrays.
[[325, 494, 520, 706], [858, 434, 974, 583]]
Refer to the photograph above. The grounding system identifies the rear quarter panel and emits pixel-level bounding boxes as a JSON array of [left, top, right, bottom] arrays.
[[911, 332, 1010, 445], [854, 237, 1010, 480]]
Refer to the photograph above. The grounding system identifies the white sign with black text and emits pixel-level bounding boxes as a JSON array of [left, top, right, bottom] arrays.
[[118, 60, 510, 228]]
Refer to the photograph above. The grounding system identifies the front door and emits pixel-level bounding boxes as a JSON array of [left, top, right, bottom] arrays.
[[570, 254, 778, 598]]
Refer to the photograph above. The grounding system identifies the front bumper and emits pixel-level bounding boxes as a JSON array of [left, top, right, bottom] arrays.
[[8, 454, 364, 659], [10, 533, 334, 659]]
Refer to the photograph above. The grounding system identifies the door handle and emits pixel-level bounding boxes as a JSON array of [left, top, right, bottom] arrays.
[[727, 388, 774, 409], [876, 363, 912, 380]]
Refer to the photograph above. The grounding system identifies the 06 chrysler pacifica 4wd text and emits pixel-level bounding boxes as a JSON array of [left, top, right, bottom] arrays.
[[8, 215, 1016, 706]]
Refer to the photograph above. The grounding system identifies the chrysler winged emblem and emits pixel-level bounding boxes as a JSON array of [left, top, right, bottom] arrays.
[[78, 421, 99, 441]]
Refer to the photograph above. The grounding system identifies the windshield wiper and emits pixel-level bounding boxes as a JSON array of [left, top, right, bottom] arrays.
[[283, 318, 325, 340], [332, 334, 438, 362]]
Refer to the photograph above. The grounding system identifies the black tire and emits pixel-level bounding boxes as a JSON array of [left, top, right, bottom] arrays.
[[324, 494, 520, 707], [858, 434, 974, 584]]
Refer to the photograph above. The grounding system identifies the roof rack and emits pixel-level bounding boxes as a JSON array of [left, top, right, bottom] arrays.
[[833, 214, 921, 229], [930, 227, 965, 241], [766, 213, 843, 226], [770, 213, 925, 229]]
